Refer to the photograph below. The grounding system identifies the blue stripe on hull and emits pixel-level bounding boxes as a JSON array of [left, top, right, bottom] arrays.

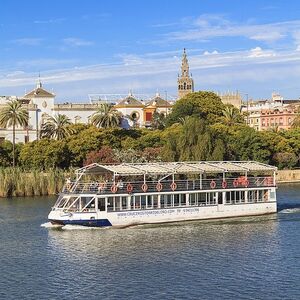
[[50, 219, 112, 227]]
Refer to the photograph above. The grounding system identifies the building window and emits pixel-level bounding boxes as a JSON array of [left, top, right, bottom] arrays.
[[130, 111, 140, 121], [145, 112, 152, 122]]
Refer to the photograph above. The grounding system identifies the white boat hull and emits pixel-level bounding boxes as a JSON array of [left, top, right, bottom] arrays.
[[48, 201, 277, 227]]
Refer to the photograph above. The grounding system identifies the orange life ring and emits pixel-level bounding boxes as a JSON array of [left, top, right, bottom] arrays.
[[210, 180, 216, 189], [156, 182, 163, 192], [127, 183, 133, 193], [111, 185, 118, 193], [222, 180, 227, 189], [244, 179, 249, 187], [170, 182, 177, 191], [141, 183, 148, 192], [233, 179, 239, 188], [98, 182, 106, 191]]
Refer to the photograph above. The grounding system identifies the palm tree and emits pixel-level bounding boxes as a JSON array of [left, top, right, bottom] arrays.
[[0, 99, 29, 167], [292, 106, 300, 129], [90, 103, 121, 128], [40, 114, 74, 140], [222, 106, 243, 126], [151, 111, 166, 129]]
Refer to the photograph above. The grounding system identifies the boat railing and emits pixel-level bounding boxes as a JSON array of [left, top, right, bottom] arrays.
[[62, 176, 275, 195]]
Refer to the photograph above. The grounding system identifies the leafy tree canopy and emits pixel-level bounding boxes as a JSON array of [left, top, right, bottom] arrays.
[[19, 139, 71, 170], [166, 91, 226, 126]]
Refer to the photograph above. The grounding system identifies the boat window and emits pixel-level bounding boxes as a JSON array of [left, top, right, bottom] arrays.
[[98, 199, 106, 211], [146, 195, 153, 209], [80, 197, 95, 212], [225, 192, 231, 204], [65, 197, 80, 211], [114, 197, 121, 211], [134, 196, 141, 209], [174, 194, 180, 207], [107, 197, 114, 211], [207, 192, 217, 205], [121, 197, 127, 210], [218, 192, 222, 205], [190, 193, 197, 206], [248, 191, 254, 203], [57, 197, 70, 208], [161, 194, 172, 208], [198, 193, 206, 205], [141, 195, 147, 209], [153, 195, 158, 209], [258, 190, 264, 202]]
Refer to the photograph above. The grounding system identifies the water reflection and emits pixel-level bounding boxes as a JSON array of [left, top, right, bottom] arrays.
[[47, 215, 279, 262]]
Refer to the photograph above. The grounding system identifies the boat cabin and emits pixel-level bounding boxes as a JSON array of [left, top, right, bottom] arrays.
[[52, 161, 277, 214]]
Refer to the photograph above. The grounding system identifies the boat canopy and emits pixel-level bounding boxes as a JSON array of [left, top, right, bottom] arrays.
[[75, 161, 277, 177]]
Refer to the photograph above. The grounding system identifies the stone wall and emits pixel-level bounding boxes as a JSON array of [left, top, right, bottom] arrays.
[[276, 169, 300, 183]]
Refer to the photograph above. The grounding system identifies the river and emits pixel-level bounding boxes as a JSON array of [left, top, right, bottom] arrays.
[[0, 184, 300, 300]]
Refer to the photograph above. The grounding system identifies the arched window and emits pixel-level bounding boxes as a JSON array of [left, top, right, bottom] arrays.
[[183, 82, 186, 90], [74, 116, 81, 124]]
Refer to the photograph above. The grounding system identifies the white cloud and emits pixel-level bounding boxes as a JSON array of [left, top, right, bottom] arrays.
[[34, 18, 65, 24], [248, 47, 276, 58], [2, 47, 300, 99], [11, 38, 43, 46], [166, 14, 300, 44], [62, 38, 94, 47], [203, 50, 219, 55]]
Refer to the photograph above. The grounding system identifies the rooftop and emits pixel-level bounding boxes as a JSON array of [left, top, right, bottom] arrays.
[[76, 161, 277, 177]]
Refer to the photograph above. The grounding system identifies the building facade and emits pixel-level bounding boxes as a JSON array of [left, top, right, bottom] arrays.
[[244, 93, 300, 131], [0, 85, 173, 143]]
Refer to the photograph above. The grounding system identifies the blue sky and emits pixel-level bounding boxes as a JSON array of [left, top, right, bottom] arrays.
[[1, 0, 300, 101]]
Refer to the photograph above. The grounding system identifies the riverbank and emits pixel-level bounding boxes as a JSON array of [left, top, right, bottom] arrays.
[[0, 168, 66, 197], [0, 167, 298, 198], [276, 169, 300, 183]]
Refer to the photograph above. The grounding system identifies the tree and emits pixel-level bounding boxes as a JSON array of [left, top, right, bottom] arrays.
[[292, 106, 300, 129], [0, 99, 28, 167], [151, 111, 166, 129], [84, 146, 120, 165], [41, 114, 74, 140], [166, 91, 226, 126], [273, 152, 298, 169], [221, 105, 244, 126], [90, 103, 122, 128], [19, 139, 71, 169]]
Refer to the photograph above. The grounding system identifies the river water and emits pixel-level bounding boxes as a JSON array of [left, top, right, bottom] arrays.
[[0, 185, 299, 300]]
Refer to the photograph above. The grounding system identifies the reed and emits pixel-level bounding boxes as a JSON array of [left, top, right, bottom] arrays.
[[0, 168, 67, 198]]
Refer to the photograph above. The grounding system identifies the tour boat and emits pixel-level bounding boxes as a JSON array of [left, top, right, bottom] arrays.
[[48, 161, 277, 227]]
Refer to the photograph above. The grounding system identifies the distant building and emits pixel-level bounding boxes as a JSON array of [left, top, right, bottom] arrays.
[[0, 83, 173, 143], [218, 91, 242, 109], [243, 93, 300, 131], [177, 48, 194, 99]]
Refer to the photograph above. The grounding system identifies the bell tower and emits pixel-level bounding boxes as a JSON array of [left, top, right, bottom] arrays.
[[177, 48, 194, 98]]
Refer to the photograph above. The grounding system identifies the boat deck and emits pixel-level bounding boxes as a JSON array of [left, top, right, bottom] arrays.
[[63, 176, 275, 195]]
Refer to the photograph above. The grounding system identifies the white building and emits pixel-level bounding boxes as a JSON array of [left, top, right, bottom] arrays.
[[0, 81, 173, 143]]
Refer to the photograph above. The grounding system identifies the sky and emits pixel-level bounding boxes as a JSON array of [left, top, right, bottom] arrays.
[[1, 0, 300, 101]]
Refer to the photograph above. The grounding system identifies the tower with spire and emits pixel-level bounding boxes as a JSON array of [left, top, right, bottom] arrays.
[[177, 48, 194, 98]]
